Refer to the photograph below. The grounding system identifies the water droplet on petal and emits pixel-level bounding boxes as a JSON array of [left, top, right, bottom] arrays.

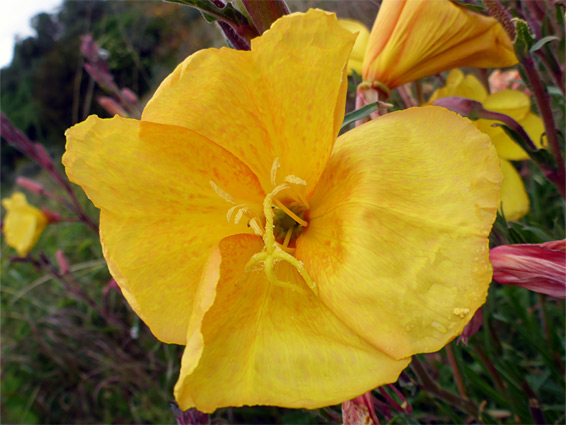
[[431, 321, 447, 333]]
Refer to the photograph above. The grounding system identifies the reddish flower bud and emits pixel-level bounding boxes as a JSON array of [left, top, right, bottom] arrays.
[[458, 308, 483, 346], [433, 96, 484, 120], [16, 177, 45, 195], [98, 97, 129, 117], [56, 249, 70, 275], [490, 240, 566, 299], [120, 88, 139, 105], [342, 392, 379, 425]]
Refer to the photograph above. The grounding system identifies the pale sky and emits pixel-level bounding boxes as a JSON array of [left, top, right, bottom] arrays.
[[0, 0, 63, 68]]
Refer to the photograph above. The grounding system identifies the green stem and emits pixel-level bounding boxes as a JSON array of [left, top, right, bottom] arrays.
[[445, 345, 467, 399]]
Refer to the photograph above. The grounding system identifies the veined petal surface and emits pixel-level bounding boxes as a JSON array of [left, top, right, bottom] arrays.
[[362, 0, 517, 89], [64, 116, 264, 343], [175, 234, 410, 412], [143, 9, 355, 197], [298, 107, 502, 359]]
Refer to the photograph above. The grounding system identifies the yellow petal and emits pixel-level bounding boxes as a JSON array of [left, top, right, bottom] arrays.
[[298, 106, 502, 360], [499, 159, 529, 221], [477, 112, 545, 161], [362, 0, 517, 89], [428, 69, 488, 104], [143, 9, 355, 198], [483, 89, 531, 121], [339, 18, 370, 75], [64, 116, 265, 344], [2, 192, 48, 257], [175, 234, 410, 412]]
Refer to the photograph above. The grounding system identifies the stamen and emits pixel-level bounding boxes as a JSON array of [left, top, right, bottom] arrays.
[[234, 208, 245, 224], [249, 218, 264, 236], [282, 176, 310, 209], [270, 157, 280, 187], [226, 204, 246, 222], [210, 180, 236, 204], [273, 198, 308, 227], [283, 226, 294, 248], [243, 186, 317, 295]]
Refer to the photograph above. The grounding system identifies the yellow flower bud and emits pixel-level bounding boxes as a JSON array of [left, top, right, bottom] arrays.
[[362, 0, 517, 91]]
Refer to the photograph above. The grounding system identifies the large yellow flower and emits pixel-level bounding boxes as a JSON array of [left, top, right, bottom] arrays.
[[429, 69, 545, 221], [361, 0, 517, 93], [2, 192, 48, 257], [64, 10, 502, 412]]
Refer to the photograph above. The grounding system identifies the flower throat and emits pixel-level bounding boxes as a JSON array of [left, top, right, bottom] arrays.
[[210, 158, 316, 294]]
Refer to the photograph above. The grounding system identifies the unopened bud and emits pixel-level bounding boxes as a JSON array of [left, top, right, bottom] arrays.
[[342, 392, 378, 425], [16, 177, 45, 194], [490, 240, 566, 299], [120, 88, 139, 105], [433, 96, 484, 120], [56, 249, 70, 275], [80, 34, 98, 61], [458, 308, 483, 346], [98, 97, 129, 117]]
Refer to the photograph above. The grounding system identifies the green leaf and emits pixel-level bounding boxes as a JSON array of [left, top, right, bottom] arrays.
[[341, 103, 378, 130], [530, 36, 559, 53], [494, 123, 556, 169]]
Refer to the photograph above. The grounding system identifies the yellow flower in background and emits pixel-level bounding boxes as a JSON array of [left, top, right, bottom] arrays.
[[338, 18, 370, 75], [2, 192, 48, 257], [430, 69, 545, 221], [361, 0, 517, 93], [64, 10, 502, 412]]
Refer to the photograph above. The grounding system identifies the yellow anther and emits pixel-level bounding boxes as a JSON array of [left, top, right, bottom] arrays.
[[284, 175, 307, 186], [273, 198, 308, 227]]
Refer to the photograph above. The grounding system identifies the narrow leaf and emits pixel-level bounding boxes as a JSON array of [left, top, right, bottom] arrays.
[[530, 36, 559, 53], [341, 103, 378, 130]]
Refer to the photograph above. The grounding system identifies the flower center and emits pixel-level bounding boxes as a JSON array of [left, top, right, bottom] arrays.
[[244, 183, 316, 294], [209, 159, 316, 294], [272, 199, 307, 251]]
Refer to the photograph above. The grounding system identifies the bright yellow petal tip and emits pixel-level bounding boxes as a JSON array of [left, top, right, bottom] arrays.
[[362, 0, 518, 90], [2, 192, 48, 257]]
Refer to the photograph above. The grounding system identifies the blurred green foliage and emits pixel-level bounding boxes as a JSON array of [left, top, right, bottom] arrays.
[[1, 0, 211, 186]]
